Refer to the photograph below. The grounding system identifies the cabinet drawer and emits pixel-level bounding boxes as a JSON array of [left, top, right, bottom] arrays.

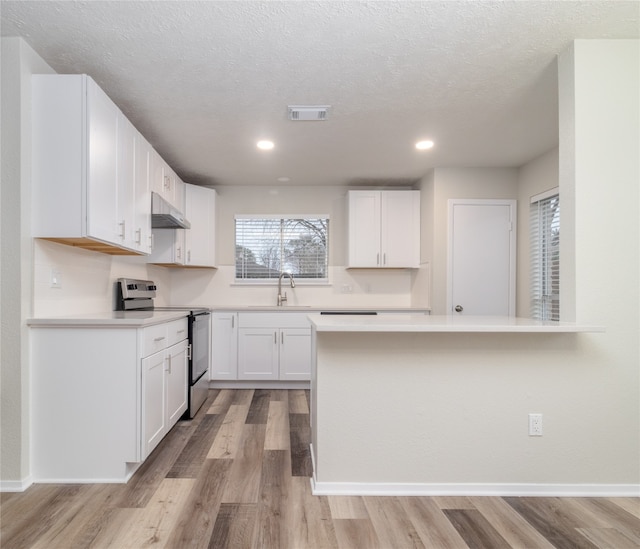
[[142, 323, 168, 358], [167, 318, 188, 346], [238, 312, 311, 329]]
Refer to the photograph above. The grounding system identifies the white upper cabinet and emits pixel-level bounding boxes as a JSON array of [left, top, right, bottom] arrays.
[[184, 184, 216, 267], [149, 149, 184, 212], [347, 190, 420, 268], [133, 131, 153, 254], [32, 74, 156, 255], [149, 184, 216, 268]]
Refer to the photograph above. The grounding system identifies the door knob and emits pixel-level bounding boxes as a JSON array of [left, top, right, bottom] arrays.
[[454, 305, 463, 312]]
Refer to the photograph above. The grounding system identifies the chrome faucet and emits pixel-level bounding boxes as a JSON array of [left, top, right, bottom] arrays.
[[277, 272, 295, 306]]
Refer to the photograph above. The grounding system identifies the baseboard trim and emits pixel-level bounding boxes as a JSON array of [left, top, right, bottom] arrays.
[[209, 380, 310, 390], [310, 478, 640, 498], [0, 476, 33, 493]]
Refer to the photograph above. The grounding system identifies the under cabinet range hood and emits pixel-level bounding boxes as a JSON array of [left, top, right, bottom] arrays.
[[151, 192, 191, 229]]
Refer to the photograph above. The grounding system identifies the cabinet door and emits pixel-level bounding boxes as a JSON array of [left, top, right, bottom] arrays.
[[87, 78, 119, 244], [149, 148, 165, 197], [142, 350, 166, 458], [148, 228, 185, 265], [237, 328, 278, 380], [211, 313, 238, 380], [134, 131, 152, 254], [381, 190, 420, 268], [166, 340, 188, 427], [279, 328, 312, 380], [348, 191, 382, 267], [184, 185, 216, 267], [116, 112, 136, 250]]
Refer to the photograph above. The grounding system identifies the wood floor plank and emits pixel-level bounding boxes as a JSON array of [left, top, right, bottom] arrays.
[[289, 412, 313, 477], [0, 484, 88, 549], [444, 508, 512, 549], [363, 496, 425, 549], [206, 388, 235, 414], [504, 497, 600, 549], [576, 526, 640, 549], [333, 518, 381, 549], [328, 496, 370, 519], [289, 389, 310, 414], [434, 495, 477, 509], [287, 476, 339, 549], [207, 403, 251, 459], [569, 497, 640, 544], [253, 450, 290, 549], [608, 497, 640, 520], [400, 496, 469, 549], [473, 496, 556, 548], [245, 389, 271, 424], [221, 424, 267, 504], [231, 389, 255, 406], [115, 420, 194, 508], [264, 400, 291, 450], [208, 503, 257, 549], [15, 484, 120, 549], [166, 413, 225, 478], [92, 478, 196, 548], [164, 458, 233, 548]]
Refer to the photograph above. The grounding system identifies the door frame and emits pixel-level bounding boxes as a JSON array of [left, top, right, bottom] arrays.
[[446, 199, 517, 316]]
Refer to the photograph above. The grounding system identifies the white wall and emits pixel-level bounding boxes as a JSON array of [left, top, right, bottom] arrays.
[[516, 148, 559, 317], [1, 38, 54, 487]]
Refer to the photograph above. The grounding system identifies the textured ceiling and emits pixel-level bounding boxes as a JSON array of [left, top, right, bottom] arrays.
[[2, 1, 639, 187]]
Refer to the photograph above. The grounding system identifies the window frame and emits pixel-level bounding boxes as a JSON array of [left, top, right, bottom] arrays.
[[234, 214, 330, 285]]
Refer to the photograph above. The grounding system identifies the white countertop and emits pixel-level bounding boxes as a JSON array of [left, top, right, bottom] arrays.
[[27, 310, 190, 328], [309, 314, 605, 333], [212, 306, 430, 313]]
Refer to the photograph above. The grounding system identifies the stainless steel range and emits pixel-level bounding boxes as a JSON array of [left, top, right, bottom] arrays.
[[116, 278, 210, 418]]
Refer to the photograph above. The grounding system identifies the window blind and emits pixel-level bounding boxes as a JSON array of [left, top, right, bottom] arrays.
[[530, 189, 560, 320], [235, 217, 329, 280]]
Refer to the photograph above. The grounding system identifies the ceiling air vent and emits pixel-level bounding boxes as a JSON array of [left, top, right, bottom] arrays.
[[288, 105, 330, 121]]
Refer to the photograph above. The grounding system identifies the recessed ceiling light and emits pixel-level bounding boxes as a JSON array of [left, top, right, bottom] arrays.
[[257, 140, 274, 150], [415, 140, 434, 150], [277, 177, 290, 182]]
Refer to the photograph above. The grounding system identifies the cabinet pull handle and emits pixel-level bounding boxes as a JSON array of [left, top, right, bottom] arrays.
[[187, 250, 191, 263], [281, 331, 284, 344], [377, 252, 380, 266], [135, 228, 142, 244], [177, 246, 182, 259], [154, 336, 166, 342], [274, 332, 277, 344], [231, 316, 235, 328], [164, 175, 171, 190], [167, 354, 172, 373], [118, 220, 126, 239], [383, 252, 386, 265], [187, 343, 192, 360], [177, 329, 185, 334], [150, 233, 154, 250]]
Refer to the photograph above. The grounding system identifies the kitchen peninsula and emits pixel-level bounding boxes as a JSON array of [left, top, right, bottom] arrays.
[[308, 314, 606, 497]]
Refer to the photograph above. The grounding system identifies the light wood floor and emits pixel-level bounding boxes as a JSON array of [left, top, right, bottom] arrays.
[[2, 389, 639, 548]]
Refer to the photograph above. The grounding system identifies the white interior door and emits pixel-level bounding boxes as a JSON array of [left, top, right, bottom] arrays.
[[448, 199, 516, 316]]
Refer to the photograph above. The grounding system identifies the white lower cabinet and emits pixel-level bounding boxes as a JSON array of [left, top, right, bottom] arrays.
[[141, 319, 188, 458], [210, 312, 238, 380], [30, 316, 188, 482], [142, 338, 188, 459], [211, 312, 311, 381]]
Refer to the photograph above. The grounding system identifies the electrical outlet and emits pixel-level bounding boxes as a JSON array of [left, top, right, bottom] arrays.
[[341, 284, 353, 294], [529, 413, 543, 436]]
